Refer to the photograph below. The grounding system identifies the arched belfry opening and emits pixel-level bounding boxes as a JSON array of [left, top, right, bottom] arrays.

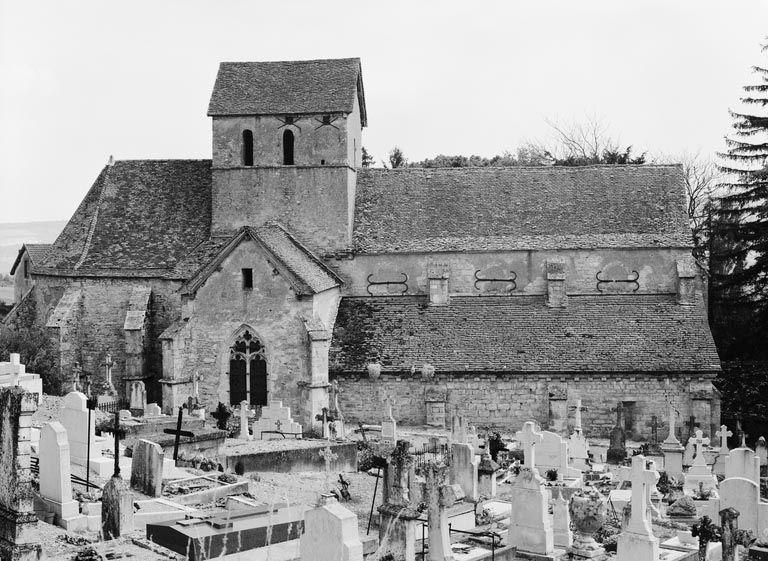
[[282, 129, 294, 165], [229, 328, 267, 406], [242, 130, 254, 166]]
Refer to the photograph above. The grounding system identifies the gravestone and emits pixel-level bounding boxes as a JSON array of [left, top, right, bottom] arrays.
[[0, 387, 41, 561], [300, 495, 363, 561], [129, 381, 146, 412], [758, 437, 768, 468], [536, 430, 581, 479], [720, 477, 759, 535], [60, 391, 111, 475], [714, 424, 733, 476], [683, 439, 696, 467], [684, 429, 719, 495], [726, 446, 761, 483], [381, 401, 397, 444], [251, 400, 302, 440], [607, 403, 627, 463], [421, 462, 455, 561], [551, 488, 573, 549], [645, 415, 663, 454], [144, 403, 161, 418], [449, 439, 478, 501], [101, 416, 134, 539], [662, 404, 685, 479], [477, 448, 499, 499], [450, 415, 467, 445], [507, 422, 555, 555], [238, 401, 252, 440], [377, 441, 420, 561], [130, 439, 164, 497], [568, 399, 590, 470], [39, 422, 79, 525], [616, 455, 660, 561]]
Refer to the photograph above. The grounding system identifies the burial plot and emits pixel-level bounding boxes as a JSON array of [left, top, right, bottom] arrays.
[[0, 387, 41, 561], [147, 504, 307, 561], [251, 400, 303, 440]]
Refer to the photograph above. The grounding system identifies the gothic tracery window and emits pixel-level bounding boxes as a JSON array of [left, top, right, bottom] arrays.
[[229, 329, 267, 406]]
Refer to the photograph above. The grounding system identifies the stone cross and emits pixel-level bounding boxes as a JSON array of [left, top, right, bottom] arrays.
[[716, 425, 733, 455], [71, 361, 83, 393], [569, 399, 587, 433], [646, 415, 661, 444], [319, 446, 339, 492], [239, 401, 251, 440], [328, 380, 340, 414], [688, 429, 710, 466], [192, 372, 200, 398], [275, 419, 282, 433], [626, 454, 659, 536], [104, 353, 114, 388], [515, 421, 543, 469], [684, 415, 700, 440], [664, 404, 680, 444], [611, 402, 625, 428]]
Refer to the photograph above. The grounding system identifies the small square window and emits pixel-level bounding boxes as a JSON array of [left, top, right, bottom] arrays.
[[242, 268, 253, 289], [322, 115, 331, 125]]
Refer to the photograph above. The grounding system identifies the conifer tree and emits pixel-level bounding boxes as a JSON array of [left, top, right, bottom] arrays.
[[712, 39, 768, 357]]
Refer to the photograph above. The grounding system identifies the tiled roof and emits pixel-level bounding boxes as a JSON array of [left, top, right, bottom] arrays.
[[329, 295, 721, 373], [353, 166, 693, 253], [181, 224, 342, 296], [207, 58, 367, 125], [9, 243, 52, 275], [36, 160, 212, 277]]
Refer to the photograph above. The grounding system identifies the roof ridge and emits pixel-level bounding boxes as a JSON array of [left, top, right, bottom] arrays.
[[361, 164, 683, 173], [220, 57, 360, 65]]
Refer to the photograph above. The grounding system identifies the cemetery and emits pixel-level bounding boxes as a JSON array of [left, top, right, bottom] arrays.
[[0, 354, 763, 560]]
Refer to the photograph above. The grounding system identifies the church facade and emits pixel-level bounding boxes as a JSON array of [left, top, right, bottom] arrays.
[[11, 58, 721, 438]]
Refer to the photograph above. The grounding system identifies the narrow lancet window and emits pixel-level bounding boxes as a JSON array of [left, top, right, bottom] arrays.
[[283, 129, 295, 165], [242, 130, 254, 166]]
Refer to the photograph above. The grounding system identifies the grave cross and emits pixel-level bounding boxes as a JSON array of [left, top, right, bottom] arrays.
[[626, 454, 659, 536], [319, 446, 339, 492], [611, 402, 625, 428], [71, 361, 83, 393], [664, 403, 680, 444], [684, 415, 700, 440], [688, 429, 710, 466], [103, 353, 114, 389], [569, 399, 587, 433], [515, 421, 543, 469], [737, 420, 748, 448], [163, 407, 195, 461], [646, 415, 661, 444], [716, 425, 733, 454], [108, 410, 126, 478]]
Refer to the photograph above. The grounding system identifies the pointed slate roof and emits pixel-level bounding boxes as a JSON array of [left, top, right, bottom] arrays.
[[353, 165, 693, 253], [329, 294, 721, 373], [181, 224, 342, 297], [207, 58, 367, 125]]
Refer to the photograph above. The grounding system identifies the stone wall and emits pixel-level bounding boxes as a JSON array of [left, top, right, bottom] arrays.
[[331, 371, 719, 440], [0, 387, 39, 560]]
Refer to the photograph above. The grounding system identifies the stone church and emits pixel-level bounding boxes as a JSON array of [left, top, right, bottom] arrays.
[[9, 58, 721, 438]]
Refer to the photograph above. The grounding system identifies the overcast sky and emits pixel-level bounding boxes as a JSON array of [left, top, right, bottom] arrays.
[[1, 0, 767, 223]]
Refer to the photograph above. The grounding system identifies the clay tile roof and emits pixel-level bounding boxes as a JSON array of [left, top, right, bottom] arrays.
[[36, 160, 212, 278], [329, 294, 721, 373], [9, 243, 52, 275], [353, 165, 693, 253], [207, 58, 367, 125]]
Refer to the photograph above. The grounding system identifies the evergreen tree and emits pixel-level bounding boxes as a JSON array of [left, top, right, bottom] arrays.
[[711, 39, 768, 358], [361, 146, 375, 168]]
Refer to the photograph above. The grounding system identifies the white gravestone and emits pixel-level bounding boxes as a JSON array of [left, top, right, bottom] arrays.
[[129, 381, 146, 411], [683, 429, 719, 495], [449, 441, 478, 501], [551, 487, 573, 549], [300, 495, 363, 561], [238, 401, 252, 440], [536, 430, 581, 480], [726, 446, 761, 484], [60, 391, 112, 476], [616, 455, 660, 561], [714, 424, 733, 476], [719, 477, 764, 536], [144, 403, 161, 418], [0, 353, 43, 403], [251, 400, 302, 440], [568, 400, 590, 470], [39, 422, 79, 523], [507, 421, 555, 555], [381, 401, 397, 444]]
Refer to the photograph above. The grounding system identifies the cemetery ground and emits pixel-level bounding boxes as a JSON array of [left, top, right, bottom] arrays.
[[4, 363, 767, 561]]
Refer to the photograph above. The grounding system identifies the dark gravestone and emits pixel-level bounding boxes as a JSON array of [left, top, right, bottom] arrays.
[[607, 403, 627, 463]]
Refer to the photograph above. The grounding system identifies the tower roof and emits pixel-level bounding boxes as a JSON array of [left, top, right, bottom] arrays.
[[207, 58, 367, 125]]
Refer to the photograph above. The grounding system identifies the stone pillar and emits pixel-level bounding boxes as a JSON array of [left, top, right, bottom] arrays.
[[101, 475, 134, 539], [546, 260, 568, 308], [0, 388, 41, 561], [305, 320, 331, 432]]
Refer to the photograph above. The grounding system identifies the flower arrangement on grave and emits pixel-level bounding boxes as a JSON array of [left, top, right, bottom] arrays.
[[545, 468, 559, 482], [694, 481, 712, 501]]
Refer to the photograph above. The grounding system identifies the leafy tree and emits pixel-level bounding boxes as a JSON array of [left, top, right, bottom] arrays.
[[0, 320, 59, 394], [361, 146, 375, 168], [387, 147, 407, 169]]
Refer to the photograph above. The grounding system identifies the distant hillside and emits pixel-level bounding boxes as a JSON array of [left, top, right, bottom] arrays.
[[0, 220, 67, 276]]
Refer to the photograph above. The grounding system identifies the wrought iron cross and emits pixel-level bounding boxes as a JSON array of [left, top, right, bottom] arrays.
[[611, 402, 625, 428], [109, 410, 126, 478], [646, 415, 660, 443], [684, 415, 700, 440], [163, 407, 194, 461]]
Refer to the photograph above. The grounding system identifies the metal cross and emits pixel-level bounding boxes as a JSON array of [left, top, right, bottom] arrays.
[[163, 407, 194, 461], [109, 410, 126, 478], [611, 402, 625, 428], [646, 416, 660, 443], [684, 415, 700, 440]]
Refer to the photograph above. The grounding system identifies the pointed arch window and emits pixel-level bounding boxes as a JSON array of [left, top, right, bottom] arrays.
[[242, 130, 254, 166], [229, 329, 267, 406], [282, 129, 295, 165]]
